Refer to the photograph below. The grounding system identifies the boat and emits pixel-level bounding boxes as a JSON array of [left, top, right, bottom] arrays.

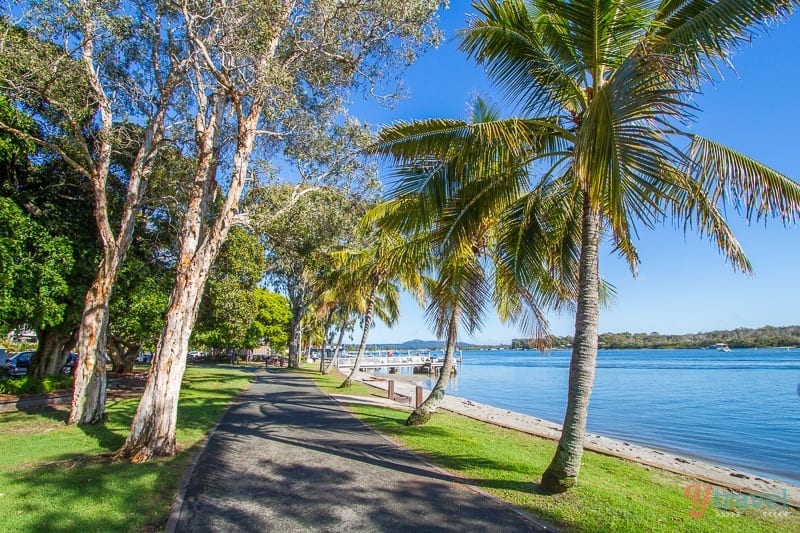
[[714, 343, 731, 352]]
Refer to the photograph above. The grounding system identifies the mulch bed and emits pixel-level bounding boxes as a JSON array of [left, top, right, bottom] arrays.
[[0, 371, 149, 413]]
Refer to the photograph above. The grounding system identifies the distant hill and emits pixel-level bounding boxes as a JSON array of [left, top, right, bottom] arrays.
[[399, 339, 460, 349], [511, 324, 800, 350]]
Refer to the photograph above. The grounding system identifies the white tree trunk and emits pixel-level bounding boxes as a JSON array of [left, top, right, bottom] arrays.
[[68, 261, 116, 425], [116, 88, 258, 461], [116, 267, 205, 461]]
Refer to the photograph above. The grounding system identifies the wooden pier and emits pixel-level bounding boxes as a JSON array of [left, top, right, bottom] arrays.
[[337, 351, 461, 374]]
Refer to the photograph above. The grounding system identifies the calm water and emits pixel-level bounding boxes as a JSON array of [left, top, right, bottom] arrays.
[[408, 348, 800, 484]]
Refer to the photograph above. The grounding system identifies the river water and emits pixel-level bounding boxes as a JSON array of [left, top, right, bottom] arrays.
[[406, 348, 800, 484]]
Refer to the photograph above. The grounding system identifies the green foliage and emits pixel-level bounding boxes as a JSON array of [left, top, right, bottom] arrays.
[[109, 253, 172, 352], [249, 184, 369, 329], [0, 375, 73, 395], [194, 227, 268, 350], [246, 289, 292, 351], [0, 197, 74, 334], [0, 95, 35, 170], [514, 325, 800, 350], [0, 365, 252, 532], [0, 20, 94, 132]]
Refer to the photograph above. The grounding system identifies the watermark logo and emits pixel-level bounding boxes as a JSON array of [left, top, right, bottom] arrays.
[[684, 484, 788, 518]]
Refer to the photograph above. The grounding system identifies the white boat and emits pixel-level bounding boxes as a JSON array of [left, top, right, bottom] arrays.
[[715, 343, 731, 352]]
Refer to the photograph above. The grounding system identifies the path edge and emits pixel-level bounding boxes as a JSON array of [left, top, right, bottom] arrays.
[[323, 380, 558, 531], [164, 367, 262, 533]]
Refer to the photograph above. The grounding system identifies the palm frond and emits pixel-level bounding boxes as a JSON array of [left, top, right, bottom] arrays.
[[655, 0, 798, 70], [460, 0, 587, 115], [687, 135, 800, 225], [664, 163, 753, 273]]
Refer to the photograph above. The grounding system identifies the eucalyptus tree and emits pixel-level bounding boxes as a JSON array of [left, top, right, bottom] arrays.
[[193, 227, 267, 353], [379, 0, 800, 492], [0, 4, 185, 424], [251, 185, 370, 369], [118, 1, 442, 461]]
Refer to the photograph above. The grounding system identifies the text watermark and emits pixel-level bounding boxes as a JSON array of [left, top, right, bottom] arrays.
[[684, 484, 788, 518]]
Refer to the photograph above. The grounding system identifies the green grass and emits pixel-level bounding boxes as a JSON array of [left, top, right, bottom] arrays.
[[300, 365, 800, 533], [0, 364, 253, 532]]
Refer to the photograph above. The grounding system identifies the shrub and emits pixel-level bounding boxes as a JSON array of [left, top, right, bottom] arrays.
[[0, 375, 74, 395]]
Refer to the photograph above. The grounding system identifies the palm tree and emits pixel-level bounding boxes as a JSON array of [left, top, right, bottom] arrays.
[[316, 253, 371, 373], [377, 0, 800, 492], [374, 98, 581, 425], [338, 229, 425, 388]]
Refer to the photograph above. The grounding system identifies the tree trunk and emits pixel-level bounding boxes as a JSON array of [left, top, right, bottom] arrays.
[[318, 320, 331, 373], [116, 88, 258, 462], [340, 284, 377, 388], [68, 265, 116, 425], [115, 268, 206, 462], [541, 197, 601, 493], [288, 308, 304, 368], [29, 326, 73, 377], [323, 318, 348, 374], [107, 337, 124, 373], [406, 305, 459, 426], [108, 336, 141, 373]]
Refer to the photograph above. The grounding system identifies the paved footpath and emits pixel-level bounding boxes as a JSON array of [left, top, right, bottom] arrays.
[[171, 369, 548, 532]]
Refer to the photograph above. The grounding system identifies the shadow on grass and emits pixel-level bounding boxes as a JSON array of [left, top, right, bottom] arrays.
[[4, 447, 195, 532], [16, 405, 69, 423]]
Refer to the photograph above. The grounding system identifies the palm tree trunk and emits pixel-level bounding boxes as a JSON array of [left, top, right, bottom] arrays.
[[318, 318, 331, 373], [340, 285, 377, 387], [324, 317, 348, 374], [406, 305, 460, 426], [541, 196, 601, 493]]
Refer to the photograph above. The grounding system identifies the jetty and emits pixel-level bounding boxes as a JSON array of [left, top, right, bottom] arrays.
[[336, 349, 462, 374]]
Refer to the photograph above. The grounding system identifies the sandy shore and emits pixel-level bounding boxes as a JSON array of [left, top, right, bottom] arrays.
[[334, 372, 800, 508]]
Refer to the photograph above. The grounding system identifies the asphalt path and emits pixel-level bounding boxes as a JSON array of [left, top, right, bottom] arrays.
[[171, 369, 547, 532]]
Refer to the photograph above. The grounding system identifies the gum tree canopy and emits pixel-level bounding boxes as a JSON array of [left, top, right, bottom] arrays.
[[117, 0, 444, 462], [0, 3, 184, 424]]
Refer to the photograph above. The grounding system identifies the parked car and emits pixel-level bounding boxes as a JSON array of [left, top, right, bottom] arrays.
[[60, 353, 79, 375], [3, 351, 34, 377], [137, 352, 153, 364]]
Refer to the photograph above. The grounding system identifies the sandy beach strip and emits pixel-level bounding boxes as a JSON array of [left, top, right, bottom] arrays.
[[333, 372, 800, 508]]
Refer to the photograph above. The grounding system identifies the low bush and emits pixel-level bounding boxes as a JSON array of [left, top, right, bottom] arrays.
[[0, 375, 74, 395]]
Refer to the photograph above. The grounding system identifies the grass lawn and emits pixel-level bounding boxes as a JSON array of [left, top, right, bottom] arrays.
[[299, 364, 800, 533], [0, 364, 253, 532]]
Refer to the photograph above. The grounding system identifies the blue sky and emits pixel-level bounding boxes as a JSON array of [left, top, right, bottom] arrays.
[[350, 4, 800, 345]]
